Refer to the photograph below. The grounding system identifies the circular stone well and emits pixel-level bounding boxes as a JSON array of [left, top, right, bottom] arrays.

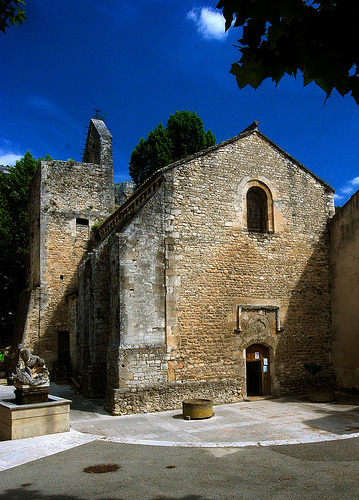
[[182, 399, 213, 420]]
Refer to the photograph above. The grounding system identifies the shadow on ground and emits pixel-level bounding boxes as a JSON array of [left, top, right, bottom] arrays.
[[50, 383, 108, 415], [50, 383, 359, 437], [265, 392, 359, 436], [0, 489, 207, 500], [304, 406, 359, 435]]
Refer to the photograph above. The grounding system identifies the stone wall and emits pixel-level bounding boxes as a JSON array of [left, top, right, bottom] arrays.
[[77, 235, 113, 396], [102, 129, 335, 413], [107, 377, 242, 415], [23, 120, 114, 371], [162, 131, 334, 397], [114, 181, 135, 206], [103, 187, 167, 405], [330, 190, 359, 391], [78, 184, 167, 398], [83, 119, 113, 170], [117, 187, 166, 348], [22, 121, 336, 413]]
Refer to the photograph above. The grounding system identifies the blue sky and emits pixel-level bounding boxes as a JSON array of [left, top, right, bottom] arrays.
[[1, 0, 359, 205]]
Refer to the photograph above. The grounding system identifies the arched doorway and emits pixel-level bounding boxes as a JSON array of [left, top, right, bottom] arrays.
[[246, 344, 270, 396]]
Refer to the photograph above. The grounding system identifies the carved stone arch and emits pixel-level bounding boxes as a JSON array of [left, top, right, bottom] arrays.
[[242, 338, 275, 354], [245, 180, 274, 232], [235, 176, 276, 232]]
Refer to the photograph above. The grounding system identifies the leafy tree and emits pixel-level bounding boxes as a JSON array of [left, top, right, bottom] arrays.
[[129, 125, 173, 187], [0, 0, 27, 34], [129, 111, 215, 186], [0, 151, 37, 347], [167, 110, 216, 160], [129, 138, 151, 187], [146, 123, 173, 173], [216, 0, 359, 104]]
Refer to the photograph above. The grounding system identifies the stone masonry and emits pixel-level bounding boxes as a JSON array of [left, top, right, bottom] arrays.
[[73, 121, 335, 414], [20, 119, 340, 414], [330, 191, 359, 391], [18, 120, 114, 380]]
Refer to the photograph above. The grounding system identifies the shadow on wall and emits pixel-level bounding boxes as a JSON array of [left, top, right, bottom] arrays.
[[43, 227, 333, 402], [169, 228, 333, 397], [275, 232, 334, 395], [34, 230, 111, 398]]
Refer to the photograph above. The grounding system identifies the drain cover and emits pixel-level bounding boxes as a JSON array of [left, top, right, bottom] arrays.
[[84, 464, 120, 474]]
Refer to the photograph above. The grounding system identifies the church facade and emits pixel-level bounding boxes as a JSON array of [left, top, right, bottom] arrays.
[[18, 119, 339, 414]]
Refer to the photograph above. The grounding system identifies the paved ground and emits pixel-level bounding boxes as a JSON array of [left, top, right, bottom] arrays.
[[2, 437, 359, 499], [1, 383, 359, 472], [2, 384, 359, 499]]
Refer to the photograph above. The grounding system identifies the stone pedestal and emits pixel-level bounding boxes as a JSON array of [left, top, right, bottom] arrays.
[[0, 395, 72, 440], [182, 399, 213, 420], [14, 386, 49, 405]]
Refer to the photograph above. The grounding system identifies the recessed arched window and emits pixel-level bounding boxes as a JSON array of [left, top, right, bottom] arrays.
[[247, 187, 268, 232]]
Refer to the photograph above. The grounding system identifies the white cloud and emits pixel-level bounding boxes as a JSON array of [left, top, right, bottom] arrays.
[[187, 7, 227, 41], [349, 176, 359, 186], [334, 174, 359, 203], [341, 185, 355, 195], [0, 152, 22, 166]]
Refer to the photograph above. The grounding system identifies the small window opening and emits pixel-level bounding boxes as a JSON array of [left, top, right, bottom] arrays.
[[76, 218, 89, 226], [247, 187, 268, 233]]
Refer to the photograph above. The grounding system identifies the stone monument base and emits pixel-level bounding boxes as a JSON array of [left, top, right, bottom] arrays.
[[14, 386, 49, 405], [0, 395, 72, 440]]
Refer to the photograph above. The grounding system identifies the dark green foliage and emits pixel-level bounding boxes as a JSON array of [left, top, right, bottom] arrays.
[[129, 111, 215, 186], [0, 151, 37, 347], [129, 138, 151, 187], [0, 0, 27, 34], [146, 123, 173, 173], [166, 111, 216, 161], [217, 0, 359, 104]]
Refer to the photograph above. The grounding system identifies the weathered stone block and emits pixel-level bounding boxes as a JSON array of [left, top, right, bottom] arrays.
[[0, 395, 72, 440]]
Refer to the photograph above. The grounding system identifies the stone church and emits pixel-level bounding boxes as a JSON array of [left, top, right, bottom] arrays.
[[15, 118, 357, 415]]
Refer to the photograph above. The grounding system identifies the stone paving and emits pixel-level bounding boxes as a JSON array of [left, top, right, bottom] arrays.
[[1, 382, 359, 471]]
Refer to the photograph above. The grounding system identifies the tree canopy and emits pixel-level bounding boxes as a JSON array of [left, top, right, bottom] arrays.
[[216, 0, 359, 104], [0, 0, 27, 34], [129, 111, 216, 186], [0, 152, 37, 347]]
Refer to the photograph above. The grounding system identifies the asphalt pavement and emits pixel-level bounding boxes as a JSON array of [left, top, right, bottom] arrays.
[[1, 383, 359, 499]]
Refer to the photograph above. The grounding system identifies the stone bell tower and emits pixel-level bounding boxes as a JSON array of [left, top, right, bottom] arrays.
[[15, 119, 115, 377]]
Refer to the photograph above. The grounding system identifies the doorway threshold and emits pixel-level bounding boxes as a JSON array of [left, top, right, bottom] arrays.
[[244, 395, 277, 402]]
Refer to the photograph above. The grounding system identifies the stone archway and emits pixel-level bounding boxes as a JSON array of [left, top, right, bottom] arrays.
[[246, 344, 270, 396]]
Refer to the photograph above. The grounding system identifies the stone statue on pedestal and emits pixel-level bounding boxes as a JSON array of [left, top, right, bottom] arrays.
[[12, 344, 50, 404]]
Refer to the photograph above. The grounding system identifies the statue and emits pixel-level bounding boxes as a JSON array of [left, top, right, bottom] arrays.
[[12, 344, 50, 389]]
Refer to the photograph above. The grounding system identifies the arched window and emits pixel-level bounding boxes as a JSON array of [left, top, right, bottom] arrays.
[[76, 218, 89, 227], [247, 187, 268, 232]]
